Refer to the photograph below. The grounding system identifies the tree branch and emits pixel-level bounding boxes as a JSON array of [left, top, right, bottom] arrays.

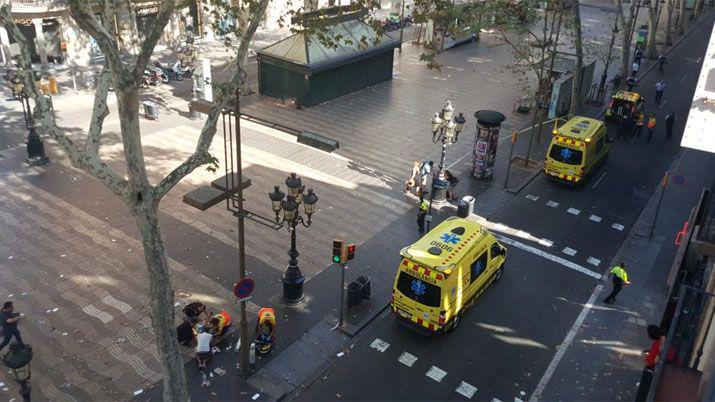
[[85, 65, 112, 155], [0, 4, 129, 200], [132, 0, 177, 83], [153, 0, 270, 200], [66, 0, 123, 73]]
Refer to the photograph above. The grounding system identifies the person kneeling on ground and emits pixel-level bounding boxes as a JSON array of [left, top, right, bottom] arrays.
[[209, 310, 232, 336], [195, 325, 212, 369]]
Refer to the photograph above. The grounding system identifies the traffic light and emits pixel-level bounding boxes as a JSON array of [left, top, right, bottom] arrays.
[[346, 244, 356, 261], [332, 239, 344, 264]]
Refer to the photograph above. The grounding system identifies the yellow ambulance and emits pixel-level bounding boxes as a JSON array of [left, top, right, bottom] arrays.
[[391, 217, 507, 334], [544, 116, 612, 184]]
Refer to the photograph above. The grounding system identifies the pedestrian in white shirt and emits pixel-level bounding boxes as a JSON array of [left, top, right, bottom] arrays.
[[195, 325, 212, 368], [631, 62, 640, 78]]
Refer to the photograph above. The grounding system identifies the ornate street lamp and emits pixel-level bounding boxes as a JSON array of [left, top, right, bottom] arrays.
[[2, 344, 32, 402], [267, 173, 319, 303], [429, 100, 466, 204]]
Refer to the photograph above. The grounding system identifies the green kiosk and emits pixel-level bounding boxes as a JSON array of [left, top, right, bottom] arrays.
[[256, 7, 400, 108]]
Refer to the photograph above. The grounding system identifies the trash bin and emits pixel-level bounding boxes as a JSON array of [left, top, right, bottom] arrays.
[[143, 101, 159, 120], [356, 275, 371, 299], [457, 195, 475, 218], [347, 281, 364, 309]]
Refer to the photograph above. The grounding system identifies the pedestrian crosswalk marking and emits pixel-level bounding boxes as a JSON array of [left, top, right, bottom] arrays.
[[538, 238, 554, 247], [370, 338, 390, 353], [455, 381, 478, 398], [589, 215, 602, 223], [566, 207, 581, 215], [397, 351, 418, 367], [611, 223, 625, 231], [526, 194, 539, 201], [587, 257, 602, 267], [425, 366, 447, 382], [562, 247, 577, 256], [546, 200, 559, 208]]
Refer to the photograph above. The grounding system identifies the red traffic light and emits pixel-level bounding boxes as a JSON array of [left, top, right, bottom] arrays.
[[346, 244, 356, 261], [347, 244, 356, 253]]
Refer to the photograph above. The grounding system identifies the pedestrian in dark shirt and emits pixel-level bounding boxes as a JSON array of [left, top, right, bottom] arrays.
[[626, 77, 636, 91], [634, 48, 643, 65], [0, 301, 26, 352], [633, 111, 645, 139], [655, 80, 666, 104], [665, 111, 675, 139], [417, 200, 428, 235]]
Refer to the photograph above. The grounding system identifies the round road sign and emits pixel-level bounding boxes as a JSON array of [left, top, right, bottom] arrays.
[[233, 278, 255, 299]]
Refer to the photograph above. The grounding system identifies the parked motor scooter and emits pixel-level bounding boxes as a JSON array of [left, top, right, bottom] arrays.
[[141, 69, 161, 88]]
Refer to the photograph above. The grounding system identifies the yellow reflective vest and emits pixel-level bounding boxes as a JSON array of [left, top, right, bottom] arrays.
[[611, 266, 629, 282]]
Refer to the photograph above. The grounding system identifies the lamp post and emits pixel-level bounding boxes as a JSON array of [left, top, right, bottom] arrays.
[[429, 100, 466, 203], [21, 90, 49, 167], [2, 344, 33, 402], [268, 173, 318, 304]]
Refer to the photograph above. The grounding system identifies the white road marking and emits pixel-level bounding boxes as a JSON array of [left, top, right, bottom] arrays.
[[566, 207, 581, 216], [526, 194, 539, 201], [398, 351, 418, 367], [562, 247, 577, 256], [516, 230, 530, 238], [611, 223, 625, 231], [589, 215, 602, 223], [591, 172, 608, 189], [529, 284, 604, 402], [425, 366, 447, 382], [659, 99, 668, 108], [370, 338, 390, 353], [546, 200, 559, 208], [681, 74, 688, 82], [587, 257, 602, 267], [493, 223, 508, 232], [455, 381, 478, 399], [538, 238, 554, 247], [495, 235, 601, 279], [492, 399, 503, 402]]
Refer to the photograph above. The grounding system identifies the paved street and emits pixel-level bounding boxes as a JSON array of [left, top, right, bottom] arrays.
[[288, 9, 715, 402], [0, 1, 712, 401]]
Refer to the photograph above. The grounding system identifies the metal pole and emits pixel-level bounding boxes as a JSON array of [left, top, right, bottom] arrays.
[[504, 131, 517, 189], [650, 171, 669, 237], [338, 263, 346, 327], [235, 88, 250, 378], [399, 0, 406, 51]]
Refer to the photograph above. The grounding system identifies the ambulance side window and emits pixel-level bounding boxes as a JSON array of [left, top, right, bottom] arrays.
[[470, 251, 488, 283], [490, 243, 501, 259], [595, 137, 604, 154]]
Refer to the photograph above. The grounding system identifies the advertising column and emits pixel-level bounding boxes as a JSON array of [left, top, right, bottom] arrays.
[[472, 110, 506, 179]]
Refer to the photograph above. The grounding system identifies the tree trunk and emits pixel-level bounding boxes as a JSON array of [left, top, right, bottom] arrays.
[[646, 1, 659, 59], [677, 0, 685, 34], [135, 202, 188, 402], [665, 0, 674, 45], [570, 0, 584, 115], [618, 0, 634, 78], [694, 0, 704, 20]]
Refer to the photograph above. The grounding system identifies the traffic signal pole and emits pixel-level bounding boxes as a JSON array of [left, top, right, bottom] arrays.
[[235, 89, 249, 377], [339, 262, 346, 327]]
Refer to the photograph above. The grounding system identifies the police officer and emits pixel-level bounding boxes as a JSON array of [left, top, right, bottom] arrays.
[[604, 262, 631, 304], [417, 199, 428, 235]]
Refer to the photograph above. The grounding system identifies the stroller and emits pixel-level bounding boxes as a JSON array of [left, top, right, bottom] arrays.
[[255, 307, 276, 354]]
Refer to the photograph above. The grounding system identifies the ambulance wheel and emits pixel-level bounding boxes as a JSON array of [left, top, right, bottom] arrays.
[[447, 313, 461, 332], [494, 265, 504, 281]]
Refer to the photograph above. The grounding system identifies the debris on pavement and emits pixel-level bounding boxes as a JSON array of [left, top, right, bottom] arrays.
[[133, 389, 143, 396], [336, 351, 345, 357], [214, 367, 226, 376], [251, 393, 260, 400]]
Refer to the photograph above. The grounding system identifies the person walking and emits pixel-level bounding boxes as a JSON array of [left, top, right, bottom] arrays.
[[634, 48, 643, 65], [0, 301, 26, 352], [655, 80, 666, 104], [665, 111, 676, 139], [444, 170, 460, 201], [633, 111, 645, 139], [647, 113, 657, 142], [604, 262, 631, 304], [657, 54, 667, 73], [631, 61, 640, 78], [626, 76, 636, 91], [416, 199, 428, 235]]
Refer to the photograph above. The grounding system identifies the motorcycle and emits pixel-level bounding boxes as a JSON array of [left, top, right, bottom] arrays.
[[141, 68, 164, 88], [154, 61, 193, 81]]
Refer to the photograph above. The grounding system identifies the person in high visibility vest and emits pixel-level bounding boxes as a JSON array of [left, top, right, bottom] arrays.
[[208, 310, 232, 336], [417, 199, 429, 235], [604, 262, 631, 304]]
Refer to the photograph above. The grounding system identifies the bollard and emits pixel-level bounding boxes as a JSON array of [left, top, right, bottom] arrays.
[[48, 75, 58, 94], [249, 342, 256, 367]]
